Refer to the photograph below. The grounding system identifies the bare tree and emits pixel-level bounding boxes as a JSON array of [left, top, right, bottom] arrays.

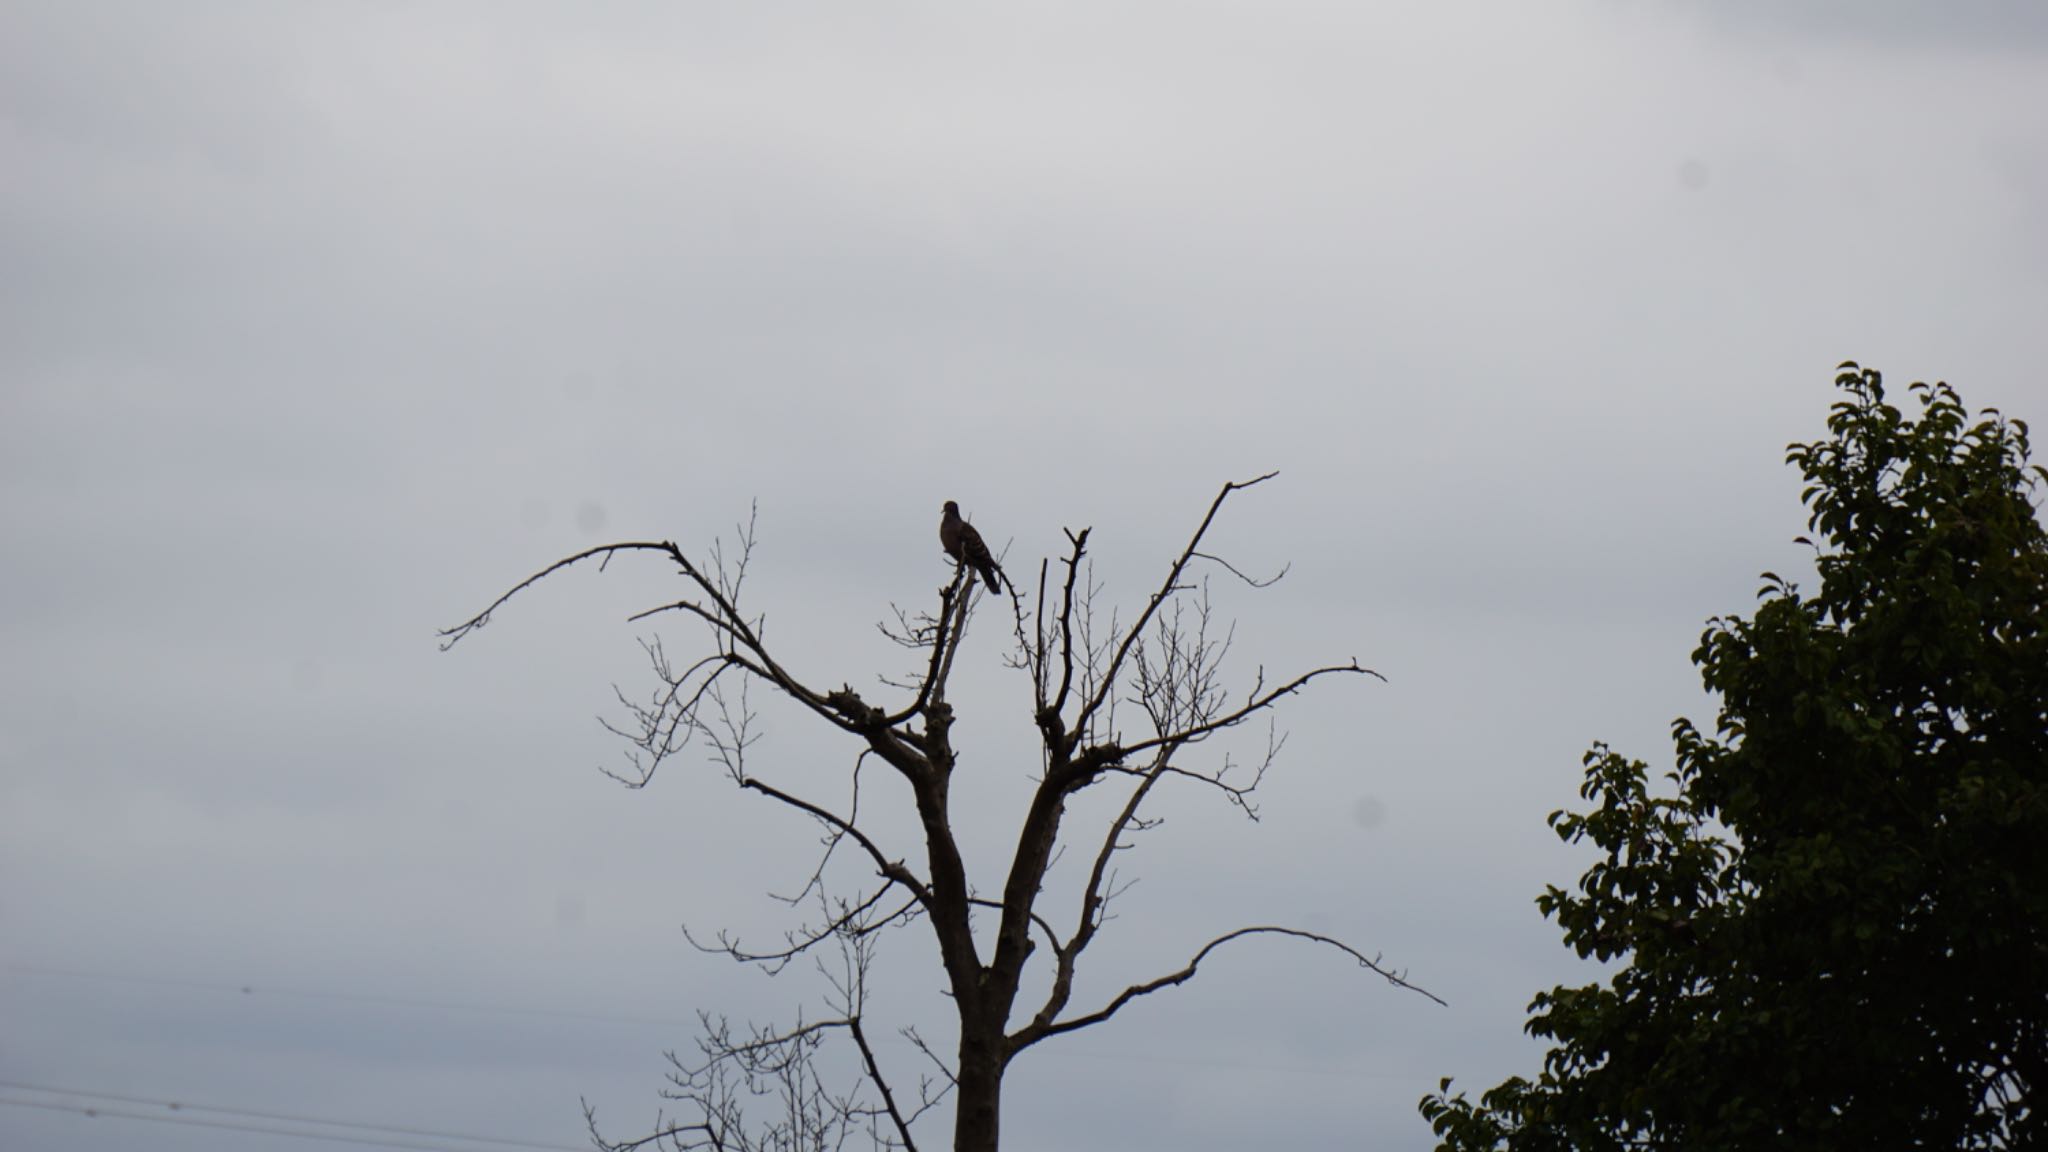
[[441, 473, 1441, 1152]]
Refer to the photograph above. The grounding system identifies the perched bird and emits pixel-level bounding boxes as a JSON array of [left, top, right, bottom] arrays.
[[940, 501, 1003, 593]]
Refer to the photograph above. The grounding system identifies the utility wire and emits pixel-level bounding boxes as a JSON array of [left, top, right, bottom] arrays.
[[1, 960, 691, 1029], [0, 1097, 514, 1152], [0, 1081, 585, 1152]]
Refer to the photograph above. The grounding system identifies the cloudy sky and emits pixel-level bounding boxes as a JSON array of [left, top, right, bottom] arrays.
[[3, 3, 2044, 1150]]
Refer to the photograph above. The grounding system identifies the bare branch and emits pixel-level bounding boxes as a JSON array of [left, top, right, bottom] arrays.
[[1075, 471, 1279, 737], [880, 566, 972, 726], [1189, 550, 1290, 588], [1046, 528, 1090, 727], [966, 895, 1064, 958], [687, 890, 919, 970], [584, 1100, 719, 1152], [902, 1027, 956, 1088], [596, 905, 934, 1152], [847, 1016, 920, 1152], [1013, 925, 1446, 1053], [929, 577, 975, 710], [1114, 660, 1383, 762], [443, 533, 889, 750], [439, 541, 680, 650], [1029, 558, 1052, 713], [739, 775, 933, 911], [1099, 732, 1281, 817], [766, 749, 879, 911], [1025, 742, 1175, 1033]]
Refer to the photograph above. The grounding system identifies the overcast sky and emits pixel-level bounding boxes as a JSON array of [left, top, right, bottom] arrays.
[[3, 3, 2045, 1150]]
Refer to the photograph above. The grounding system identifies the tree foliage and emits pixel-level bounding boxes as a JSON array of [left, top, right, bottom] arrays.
[[1422, 364, 2048, 1150]]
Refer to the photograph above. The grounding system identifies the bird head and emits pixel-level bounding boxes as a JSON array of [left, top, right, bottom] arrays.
[[942, 500, 960, 517]]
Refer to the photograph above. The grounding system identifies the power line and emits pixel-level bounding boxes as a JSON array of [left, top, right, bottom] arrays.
[[0, 1097, 513, 1152], [0, 1082, 585, 1152], [1, 960, 692, 1029]]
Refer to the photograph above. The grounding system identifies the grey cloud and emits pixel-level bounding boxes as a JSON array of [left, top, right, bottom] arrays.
[[5, 2, 2044, 1150]]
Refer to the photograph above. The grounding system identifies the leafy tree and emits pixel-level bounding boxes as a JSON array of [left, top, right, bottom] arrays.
[[1422, 363, 2048, 1150], [443, 476, 1440, 1152]]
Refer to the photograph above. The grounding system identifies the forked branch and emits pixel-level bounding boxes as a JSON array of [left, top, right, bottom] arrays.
[[1073, 471, 1278, 738]]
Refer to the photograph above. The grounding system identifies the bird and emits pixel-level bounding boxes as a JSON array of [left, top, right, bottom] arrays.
[[940, 501, 1003, 594]]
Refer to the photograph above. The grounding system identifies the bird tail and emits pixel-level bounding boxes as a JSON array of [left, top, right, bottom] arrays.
[[981, 565, 1003, 594]]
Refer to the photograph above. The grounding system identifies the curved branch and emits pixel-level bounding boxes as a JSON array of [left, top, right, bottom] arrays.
[[438, 541, 680, 649], [739, 776, 934, 911], [1012, 925, 1445, 1053], [584, 1102, 713, 1152], [1026, 741, 1178, 1034], [442, 536, 880, 746], [966, 895, 1064, 958], [1096, 756, 1265, 800], [1189, 550, 1290, 589], [1111, 660, 1382, 761]]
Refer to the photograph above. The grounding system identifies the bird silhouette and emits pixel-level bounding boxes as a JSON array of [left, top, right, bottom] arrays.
[[940, 501, 1003, 594]]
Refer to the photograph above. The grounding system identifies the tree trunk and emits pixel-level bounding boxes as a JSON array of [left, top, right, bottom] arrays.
[[953, 1025, 1004, 1152]]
